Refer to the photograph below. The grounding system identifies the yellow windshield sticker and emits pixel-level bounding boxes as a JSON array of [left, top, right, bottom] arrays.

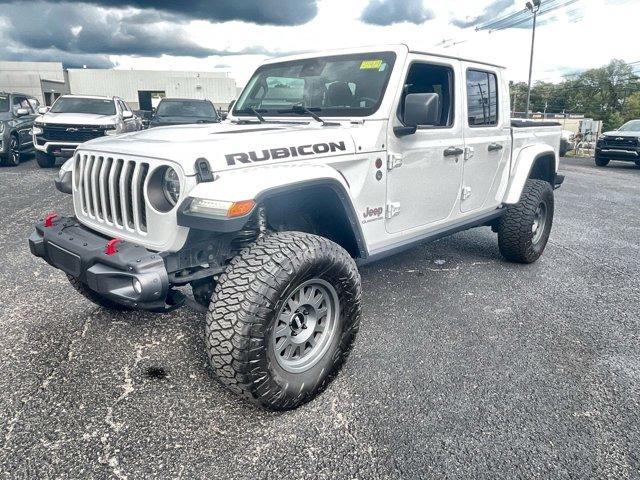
[[360, 60, 383, 70]]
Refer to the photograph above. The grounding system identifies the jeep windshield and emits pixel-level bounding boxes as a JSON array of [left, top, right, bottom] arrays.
[[0, 94, 8, 112], [618, 120, 640, 132], [233, 52, 396, 118], [156, 100, 218, 119], [50, 97, 116, 115]]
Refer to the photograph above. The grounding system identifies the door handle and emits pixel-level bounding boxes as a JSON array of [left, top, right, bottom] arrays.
[[488, 143, 504, 152], [444, 147, 464, 157]]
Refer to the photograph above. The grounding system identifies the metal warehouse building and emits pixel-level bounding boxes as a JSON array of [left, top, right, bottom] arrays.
[[66, 69, 238, 110], [0, 61, 69, 105], [1, 61, 239, 110]]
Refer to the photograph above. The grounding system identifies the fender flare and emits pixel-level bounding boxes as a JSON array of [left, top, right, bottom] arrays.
[[177, 164, 368, 258], [503, 144, 558, 204]]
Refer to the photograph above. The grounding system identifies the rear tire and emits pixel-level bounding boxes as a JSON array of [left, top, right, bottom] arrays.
[[595, 155, 609, 167], [205, 231, 362, 410], [36, 150, 56, 168], [67, 274, 132, 311], [498, 179, 554, 264]]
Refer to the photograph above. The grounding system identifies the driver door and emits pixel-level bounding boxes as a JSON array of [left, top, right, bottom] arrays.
[[385, 56, 464, 234]]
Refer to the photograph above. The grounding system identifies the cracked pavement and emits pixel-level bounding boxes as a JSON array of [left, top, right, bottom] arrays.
[[0, 156, 639, 479]]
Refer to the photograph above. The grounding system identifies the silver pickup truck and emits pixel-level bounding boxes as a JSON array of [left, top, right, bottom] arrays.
[[33, 95, 141, 168]]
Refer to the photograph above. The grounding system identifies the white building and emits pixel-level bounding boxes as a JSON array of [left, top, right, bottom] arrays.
[[67, 69, 238, 110], [0, 61, 69, 105]]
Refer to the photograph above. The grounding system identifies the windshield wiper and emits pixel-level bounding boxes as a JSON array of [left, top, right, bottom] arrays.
[[277, 105, 339, 126], [234, 107, 267, 123]]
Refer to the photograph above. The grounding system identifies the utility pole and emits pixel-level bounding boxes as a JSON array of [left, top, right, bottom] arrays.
[[525, 0, 541, 119]]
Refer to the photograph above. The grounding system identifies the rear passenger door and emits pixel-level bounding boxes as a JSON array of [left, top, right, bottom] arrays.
[[460, 66, 511, 213]]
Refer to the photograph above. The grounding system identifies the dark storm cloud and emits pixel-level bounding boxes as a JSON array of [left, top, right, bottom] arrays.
[[0, 0, 319, 26], [451, 0, 515, 28], [0, 1, 294, 68], [0, 48, 116, 69], [360, 0, 434, 26]]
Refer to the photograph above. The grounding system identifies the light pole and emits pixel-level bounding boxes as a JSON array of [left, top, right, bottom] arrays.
[[525, 0, 541, 119]]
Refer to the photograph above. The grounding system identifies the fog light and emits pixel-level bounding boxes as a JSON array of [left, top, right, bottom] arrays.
[[132, 278, 142, 294]]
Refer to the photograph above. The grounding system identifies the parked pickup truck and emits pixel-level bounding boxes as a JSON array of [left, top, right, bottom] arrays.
[[29, 45, 563, 410], [149, 98, 220, 128], [32, 95, 141, 168], [0, 92, 40, 166], [595, 119, 640, 167]]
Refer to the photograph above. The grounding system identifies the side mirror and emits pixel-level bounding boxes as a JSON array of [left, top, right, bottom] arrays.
[[15, 108, 29, 117], [38, 106, 49, 115], [122, 110, 133, 119], [395, 93, 441, 137]]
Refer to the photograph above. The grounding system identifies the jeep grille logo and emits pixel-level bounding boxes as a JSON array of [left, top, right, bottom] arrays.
[[66, 127, 79, 132], [225, 141, 347, 166]]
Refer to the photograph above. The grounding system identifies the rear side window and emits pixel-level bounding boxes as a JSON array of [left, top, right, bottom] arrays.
[[467, 69, 498, 126]]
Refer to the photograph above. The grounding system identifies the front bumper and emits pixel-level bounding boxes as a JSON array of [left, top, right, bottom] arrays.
[[29, 216, 174, 311], [596, 146, 640, 161], [34, 136, 79, 158]]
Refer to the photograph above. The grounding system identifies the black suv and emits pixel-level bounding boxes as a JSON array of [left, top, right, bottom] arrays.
[[149, 98, 220, 127], [0, 92, 39, 166]]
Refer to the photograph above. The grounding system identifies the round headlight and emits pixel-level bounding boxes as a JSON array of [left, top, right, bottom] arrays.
[[162, 167, 181, 206]]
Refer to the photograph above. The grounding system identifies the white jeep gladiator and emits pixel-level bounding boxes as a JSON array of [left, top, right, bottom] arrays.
[[30, 45, 563, 410]]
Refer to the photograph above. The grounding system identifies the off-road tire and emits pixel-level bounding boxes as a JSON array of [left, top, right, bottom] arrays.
[[205, 231, 362, 410], [67, 274, 132, 311], [595, 155, 609, 167], [498, 179, 554, 264], [36, 150, 56, 168]]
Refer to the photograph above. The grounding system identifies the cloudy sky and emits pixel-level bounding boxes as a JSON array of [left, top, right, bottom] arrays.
[[0, 0, 638, 86]]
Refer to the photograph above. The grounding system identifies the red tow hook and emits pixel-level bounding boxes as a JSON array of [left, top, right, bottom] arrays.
[[44, 212, 58, 228], [105, 238, 121, 256]]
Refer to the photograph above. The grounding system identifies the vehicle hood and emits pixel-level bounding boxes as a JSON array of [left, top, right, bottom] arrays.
[[151, 116, 218, 125], [78, 121, 359, 175], [602, 130, 640, 138], [38, 112, 117, 125]]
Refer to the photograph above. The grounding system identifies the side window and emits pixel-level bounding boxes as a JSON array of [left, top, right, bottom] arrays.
[[13, 96, 33, 114], [121, 100, 131, 112], [399, 63, 454, 128], [28, 98, 39, 113], [467, 70, 498, 127]]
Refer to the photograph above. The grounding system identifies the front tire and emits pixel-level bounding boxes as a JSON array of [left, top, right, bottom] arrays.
[[2, 135, 21, 167], [67, 274, 132, 311], [206, 232, 362, 410], [36, 150, 56, 168], [498, 179, 554, 264], [595, 155, 609, 167]]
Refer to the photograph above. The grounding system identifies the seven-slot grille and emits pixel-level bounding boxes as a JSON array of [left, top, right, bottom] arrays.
[[74, 153, 149, 235], [42, 124, 107, 143]]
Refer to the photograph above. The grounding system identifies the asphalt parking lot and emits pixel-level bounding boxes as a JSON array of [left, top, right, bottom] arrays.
[[0, 155, 638, 479]]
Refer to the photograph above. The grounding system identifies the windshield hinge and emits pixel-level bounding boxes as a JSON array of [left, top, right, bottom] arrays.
[[387, 154, 403, 171]]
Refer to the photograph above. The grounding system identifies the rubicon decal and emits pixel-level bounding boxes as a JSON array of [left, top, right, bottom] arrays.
[[225, 141, 347, 166]]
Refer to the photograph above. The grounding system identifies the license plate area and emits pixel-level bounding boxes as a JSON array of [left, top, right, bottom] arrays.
[[47, 242, 82, 277]]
